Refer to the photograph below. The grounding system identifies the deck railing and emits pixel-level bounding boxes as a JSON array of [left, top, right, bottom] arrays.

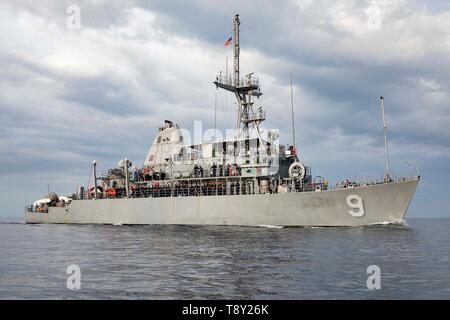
[[215, 75, 259, 88], [27, 176, 420, 209], [330, 175, 419, 190]]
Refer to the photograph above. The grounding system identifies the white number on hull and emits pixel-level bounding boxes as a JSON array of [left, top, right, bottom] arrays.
[[346, 194, 365, 217]]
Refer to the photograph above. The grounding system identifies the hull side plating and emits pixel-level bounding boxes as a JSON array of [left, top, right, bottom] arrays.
[[25, 179, 418, 227]]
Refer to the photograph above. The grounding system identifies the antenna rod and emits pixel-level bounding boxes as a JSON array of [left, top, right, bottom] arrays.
[[226, 57, 228, 78], [92, 160, 98, 199], [124, 158, 130, 198], [380, 96, 390, 177], [214, 90, 217, 140], [290, 73, 296, 151]]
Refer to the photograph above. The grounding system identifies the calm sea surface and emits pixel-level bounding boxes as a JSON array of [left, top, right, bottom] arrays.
[[0, 218, 448, 299]]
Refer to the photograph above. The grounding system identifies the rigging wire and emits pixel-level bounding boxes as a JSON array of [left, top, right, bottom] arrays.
[[290, 73, 296, 150], [221, 90, 231, 130], [214, 89, 217, 139], [87, 163, 92, 191]]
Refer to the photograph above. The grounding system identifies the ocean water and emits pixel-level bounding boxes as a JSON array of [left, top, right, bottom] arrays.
[[0, 218, 449, 299]]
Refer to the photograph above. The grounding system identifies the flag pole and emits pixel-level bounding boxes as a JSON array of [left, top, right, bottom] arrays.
[[226, 57, 228, 78]]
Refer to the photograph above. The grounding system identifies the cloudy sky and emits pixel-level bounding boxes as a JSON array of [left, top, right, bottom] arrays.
[[0, 0, 449, 218]]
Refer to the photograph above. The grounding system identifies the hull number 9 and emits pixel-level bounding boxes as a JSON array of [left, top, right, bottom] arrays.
[[346, 194, 365, 217]]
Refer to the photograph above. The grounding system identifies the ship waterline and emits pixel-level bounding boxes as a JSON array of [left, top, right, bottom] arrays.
[[25, 178, 418, 227]]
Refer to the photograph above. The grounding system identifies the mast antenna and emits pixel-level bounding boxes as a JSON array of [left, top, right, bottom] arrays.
[[233, 14, 240, 89], [290, 73, 296, 152], [380, 96, 390, 178], [233, 14, 242, 133]]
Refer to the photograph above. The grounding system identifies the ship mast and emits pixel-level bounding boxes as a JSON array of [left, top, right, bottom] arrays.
[[233, 14, 240, 97], [214, 14, 265, 163]]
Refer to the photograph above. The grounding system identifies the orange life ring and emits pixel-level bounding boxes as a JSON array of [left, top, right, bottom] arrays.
[[106, 188, 116, 197]]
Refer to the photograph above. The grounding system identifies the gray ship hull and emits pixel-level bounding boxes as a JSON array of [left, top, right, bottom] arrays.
[[24, 179, 418, 227]]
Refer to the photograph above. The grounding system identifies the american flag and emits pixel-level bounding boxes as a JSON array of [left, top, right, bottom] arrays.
[[224, 36, 232, 46]]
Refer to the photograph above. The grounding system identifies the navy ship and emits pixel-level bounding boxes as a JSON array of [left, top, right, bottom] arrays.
[[25, 15, 419, 227]]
